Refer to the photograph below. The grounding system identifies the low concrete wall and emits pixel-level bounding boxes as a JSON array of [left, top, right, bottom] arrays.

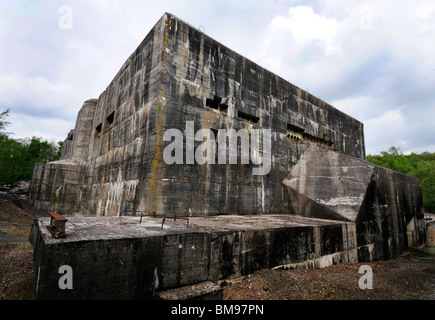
[[427, 225, 435, 246], [188, 215, 357, 282], [28, 161, 85, 215], [30, 214, 357, 300], [30, 217, 210, 299]]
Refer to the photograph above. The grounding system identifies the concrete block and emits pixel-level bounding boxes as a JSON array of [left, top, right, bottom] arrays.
[[427, 225, 435, 246], [283, 145, 426, 260], [30, 216, 211, 299]]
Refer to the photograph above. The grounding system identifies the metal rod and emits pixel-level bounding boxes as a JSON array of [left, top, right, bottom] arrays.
[[120, 210, 188, 228]]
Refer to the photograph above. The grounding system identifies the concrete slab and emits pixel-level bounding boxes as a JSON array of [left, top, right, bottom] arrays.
[[30, 216, 212, 300], [30, 213, 355, 299], [187, 214, 346, 232], [36, 215, 203, 244], [35, 214, 346, 244]]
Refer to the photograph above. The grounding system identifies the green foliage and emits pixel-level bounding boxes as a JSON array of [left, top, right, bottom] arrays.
[[367, 147, 435, 213], [0, 109, 62, 185], [0, 108, 10, 134]]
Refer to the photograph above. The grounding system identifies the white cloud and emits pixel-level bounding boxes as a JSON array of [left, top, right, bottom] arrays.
[[331, 96, 380, 122], [1, 0, 435, 156], [365, 110, 405, 155], [0, 74, 77, 114], [7, 112, 74, 142], [270, 6, 340, 55], [411, 2, 435, 21]]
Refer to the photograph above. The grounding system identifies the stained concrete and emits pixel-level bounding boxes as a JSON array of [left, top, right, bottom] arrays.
[[31, 216, 210, 299], [427, 224, 435, 246], [30, 214, 355, 299], [29, 12, 366, 218], [283, 145, 426, 261], [27, 12, 427, 300]]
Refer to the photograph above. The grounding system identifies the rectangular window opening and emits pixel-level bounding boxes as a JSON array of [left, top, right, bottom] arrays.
[[287, 123, 305, 134], [95, 123, 102, 139], [105, 111, 115, 133], [206, 98, 215, 108], [219, 103, 228, 112], [303, 132, 334, 147], [238, 111, 259, 124], [107, 111, 115, 124], [206, 96, 223, 110]]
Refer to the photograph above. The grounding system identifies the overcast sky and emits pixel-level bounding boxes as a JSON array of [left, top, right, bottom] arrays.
[[1, 0, 434, 156]]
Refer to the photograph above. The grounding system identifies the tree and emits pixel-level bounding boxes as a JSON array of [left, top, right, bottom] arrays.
[[0, 135, 26, 184], [0, 108, 62, 185], [0, 108, 10, 135], [409, 161, 435, 212]]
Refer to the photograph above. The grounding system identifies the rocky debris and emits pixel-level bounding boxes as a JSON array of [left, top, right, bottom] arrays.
[[0, 180, 30, 199]]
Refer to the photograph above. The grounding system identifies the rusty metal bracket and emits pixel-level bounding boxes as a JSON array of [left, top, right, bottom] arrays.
[[120, 210, 157, 224], [161, 216, 166, 230], [119, 211, 189, 230], [173, 213, 189, 228]]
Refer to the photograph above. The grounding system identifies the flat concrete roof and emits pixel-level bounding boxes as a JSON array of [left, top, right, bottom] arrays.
[[35, 214, 348, 244], [188, 214, 348, 232]]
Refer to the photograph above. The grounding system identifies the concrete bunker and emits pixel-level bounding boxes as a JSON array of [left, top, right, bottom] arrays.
[[28, 13, 426, 300]]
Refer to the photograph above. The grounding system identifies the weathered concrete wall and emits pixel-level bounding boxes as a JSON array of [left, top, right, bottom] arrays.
[[29, 15, 165, 217], [59, 130, 74, 160], [79, 16, 165, 217], [30, 216, 210, 299], [70, 99, 98, 163], [29, 13, 367, 217], [427, 225, 435, 246], [29, 99, 98, 214], [30, 214, 357, 300], [356, 166, 426, 260], [200, 217, 357, 282], [144, 13, 365, 216], [283, 145, 426, 261], [29, 161, 85, 215]]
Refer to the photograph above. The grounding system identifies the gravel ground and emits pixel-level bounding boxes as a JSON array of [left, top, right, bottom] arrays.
[[223, 248, 435, 300], [1, 196, 434, 300], [0, 197, 34, 300]]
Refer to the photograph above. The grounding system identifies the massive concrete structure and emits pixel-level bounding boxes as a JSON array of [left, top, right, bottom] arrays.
[[29, 13, 426, 299], [29, 12, 365, 217]]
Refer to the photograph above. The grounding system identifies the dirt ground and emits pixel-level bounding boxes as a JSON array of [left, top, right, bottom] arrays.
[[0, 197, 34, 300], [223, 248, 435, 300], [1, 196, 434, 300]]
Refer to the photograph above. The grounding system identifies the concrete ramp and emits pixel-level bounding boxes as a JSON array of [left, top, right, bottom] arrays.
[[283, 145, 426, 261], [283, 145, 374, 222]]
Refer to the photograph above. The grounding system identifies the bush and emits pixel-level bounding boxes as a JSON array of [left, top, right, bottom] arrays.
[[0, 109, 61, 185]]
